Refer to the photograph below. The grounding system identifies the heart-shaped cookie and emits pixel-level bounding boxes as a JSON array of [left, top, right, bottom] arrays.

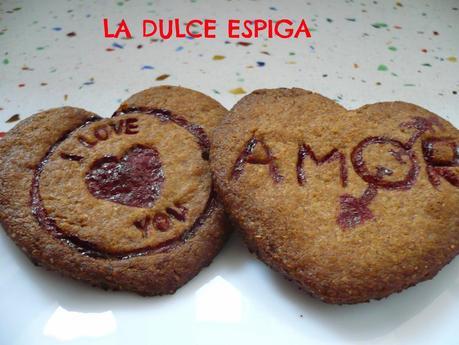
[[210, 88, 459, 304], [0, 86, 230, 295]]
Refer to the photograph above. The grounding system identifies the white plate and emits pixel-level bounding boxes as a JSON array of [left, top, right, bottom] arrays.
[[1, 231, 459, 345], [1, 0, 458, 344]]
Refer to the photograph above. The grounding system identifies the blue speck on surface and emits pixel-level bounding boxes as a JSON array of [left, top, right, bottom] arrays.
[[141, 65, 154, 70], [52, 27, 62, 31], [256, 61, 266, 67], [176, 46, 184, 52], [112, 42, 124, 49]]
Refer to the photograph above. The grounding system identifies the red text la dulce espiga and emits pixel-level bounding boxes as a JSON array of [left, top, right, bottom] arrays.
[[103, 18, 312, 39]]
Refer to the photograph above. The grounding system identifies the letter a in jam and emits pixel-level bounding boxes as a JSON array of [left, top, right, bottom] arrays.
[[231, 136, 283, 183]]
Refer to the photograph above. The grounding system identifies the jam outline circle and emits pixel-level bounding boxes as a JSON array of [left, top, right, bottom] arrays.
[[31, 109, 217, 260]]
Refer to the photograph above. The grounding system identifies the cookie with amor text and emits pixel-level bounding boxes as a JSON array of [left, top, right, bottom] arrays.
[[210, 88, 459, 304]]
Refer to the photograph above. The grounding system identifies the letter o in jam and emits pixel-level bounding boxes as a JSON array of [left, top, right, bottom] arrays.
[[351, 136, 419, 190]]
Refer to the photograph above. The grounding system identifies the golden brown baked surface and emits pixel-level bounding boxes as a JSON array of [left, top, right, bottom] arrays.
[[210, 87, 459, 304], [0, 86, 230, 295]]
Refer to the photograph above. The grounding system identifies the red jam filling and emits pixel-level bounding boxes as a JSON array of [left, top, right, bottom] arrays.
[[85, 145, 164, 208]]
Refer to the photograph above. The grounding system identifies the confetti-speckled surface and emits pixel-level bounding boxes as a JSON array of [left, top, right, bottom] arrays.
[[0, 1, 458, 344]]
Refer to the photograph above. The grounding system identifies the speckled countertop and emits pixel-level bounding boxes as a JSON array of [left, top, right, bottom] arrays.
[[1, 0, 458, 127]]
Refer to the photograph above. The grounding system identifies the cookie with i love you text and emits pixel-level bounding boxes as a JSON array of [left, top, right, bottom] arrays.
[[210, 88, 459, 304], [0, 86, 230, 295]]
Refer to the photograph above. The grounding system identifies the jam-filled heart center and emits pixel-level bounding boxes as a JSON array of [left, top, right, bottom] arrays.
[[85, 145, 164, 208]]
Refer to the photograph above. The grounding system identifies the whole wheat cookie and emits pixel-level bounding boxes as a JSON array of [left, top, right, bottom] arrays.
[[0, 86, 230, 295], [211, 88, 459, 304]]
